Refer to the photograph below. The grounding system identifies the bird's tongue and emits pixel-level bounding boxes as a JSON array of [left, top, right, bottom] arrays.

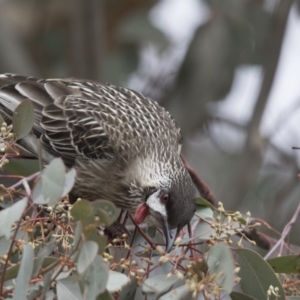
[[133, 203, 149, 224]]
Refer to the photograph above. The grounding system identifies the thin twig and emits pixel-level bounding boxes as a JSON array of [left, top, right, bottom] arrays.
[[129, 215, 157, 251], [264, 201, 300, 259]]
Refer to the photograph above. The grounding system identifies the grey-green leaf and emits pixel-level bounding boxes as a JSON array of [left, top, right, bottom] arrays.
[[142, 274, 181, 296], [82, 255, 109, 298], [77, 241, 98, 274], [41, 158, 66, 206], [119, 277, 137, 300], [106, 271, 129, 293], [0, 197, 27, 239], [12, 99, 34, 140], [205, 243, 234, 294], [13, 244, 34, 300], [159, 284, 191, 300], [62, 168, 76, 196], [236, 249, 285, 300], [57, 276, 83, 300]]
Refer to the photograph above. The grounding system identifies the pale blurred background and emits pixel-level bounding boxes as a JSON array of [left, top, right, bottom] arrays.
[[0, 0, 300, 245]]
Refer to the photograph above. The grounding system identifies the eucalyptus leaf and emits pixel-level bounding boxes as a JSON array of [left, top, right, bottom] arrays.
[[41, 158, 66, 206], [91, 200, 118, 225], [5, 257, 58, 282], [267, 255, 300, 274], [84, 228, 107, 254], [119, 277, 137, 300], [236, 249, 285, 300], [96, 290, 114, 300], [230, 291, 257, 300], [57, 276, 83, 300], [32, 179, 45, 204], [62, 168, 76, 196], [148, 226, 157, 238], [0, 235, 11, 254], [106, 271, 129, 293], [32, 243, 55, 277], [0, 197, 27, 239], [94, 207, 110, 226], [13, 244, 34, 300], [77, 241, 98, 274], [71, 200, 92, 222], [12, 99, 34, 140], [196, 197, 215, 210], [142, 274, 181, 296], [159, 284, 191, 300], [205, 243, 234, 294], [196, 206, 214, 220], [82, 255, 109, 299]]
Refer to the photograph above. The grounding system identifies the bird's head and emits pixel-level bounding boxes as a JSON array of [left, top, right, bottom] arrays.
[[133, 164, 196, 252]]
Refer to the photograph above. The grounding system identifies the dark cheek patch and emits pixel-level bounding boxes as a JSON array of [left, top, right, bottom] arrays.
[[133, 203, 149, 224]]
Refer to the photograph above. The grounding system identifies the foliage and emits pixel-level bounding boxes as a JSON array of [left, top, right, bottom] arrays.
[[0, 102, 299, 299]]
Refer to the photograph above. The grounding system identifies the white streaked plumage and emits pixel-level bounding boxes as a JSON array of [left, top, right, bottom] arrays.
[[0, 73, 196, 251]]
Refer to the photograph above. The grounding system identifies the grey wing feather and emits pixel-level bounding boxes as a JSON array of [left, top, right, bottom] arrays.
[[0, 73, 182, 165]]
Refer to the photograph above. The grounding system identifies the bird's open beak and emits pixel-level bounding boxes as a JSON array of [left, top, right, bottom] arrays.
[[163, 220, 179, 252]]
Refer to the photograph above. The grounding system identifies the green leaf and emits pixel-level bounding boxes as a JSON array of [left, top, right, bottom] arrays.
[[0, 197, 27, 239], [196, 197, 215, 210], [196, 206, 214, 220], [84, 228, 107, 254], [71, 200, 92, 223], [41, 158, 66, 206], [12, 99, 34, 140], [91, 200, 118, 225], [57, 276, 83, 300], [147, 226, 157, 238], [159, 284, 191, 300], [106, 271, 129, 293], [142, 274, 181, 296], [0, 113, 4, 125], [94, 207, 110, 226], [236, 249, 285, 300], [77, 241, 98, 274], [13, 244, 34, 300], [96, 290, 114, 300], [267, 255, 300, 274], [230, 291, 257, 300], [205, 243, 234, 294], [82, 255, 109, 299], [119, 278, 137, 300]]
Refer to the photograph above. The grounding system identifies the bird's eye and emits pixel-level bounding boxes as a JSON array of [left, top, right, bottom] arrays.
[[161, 193, 169, 203]]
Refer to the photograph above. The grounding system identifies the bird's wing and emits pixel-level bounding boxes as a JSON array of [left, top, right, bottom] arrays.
[[0, 74, 182, 165]]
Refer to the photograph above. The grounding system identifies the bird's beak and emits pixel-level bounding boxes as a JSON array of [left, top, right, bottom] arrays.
[[163, 220, 179, 252]]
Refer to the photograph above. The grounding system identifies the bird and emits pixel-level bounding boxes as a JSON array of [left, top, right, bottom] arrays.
[[0, 73, 196, 252]]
